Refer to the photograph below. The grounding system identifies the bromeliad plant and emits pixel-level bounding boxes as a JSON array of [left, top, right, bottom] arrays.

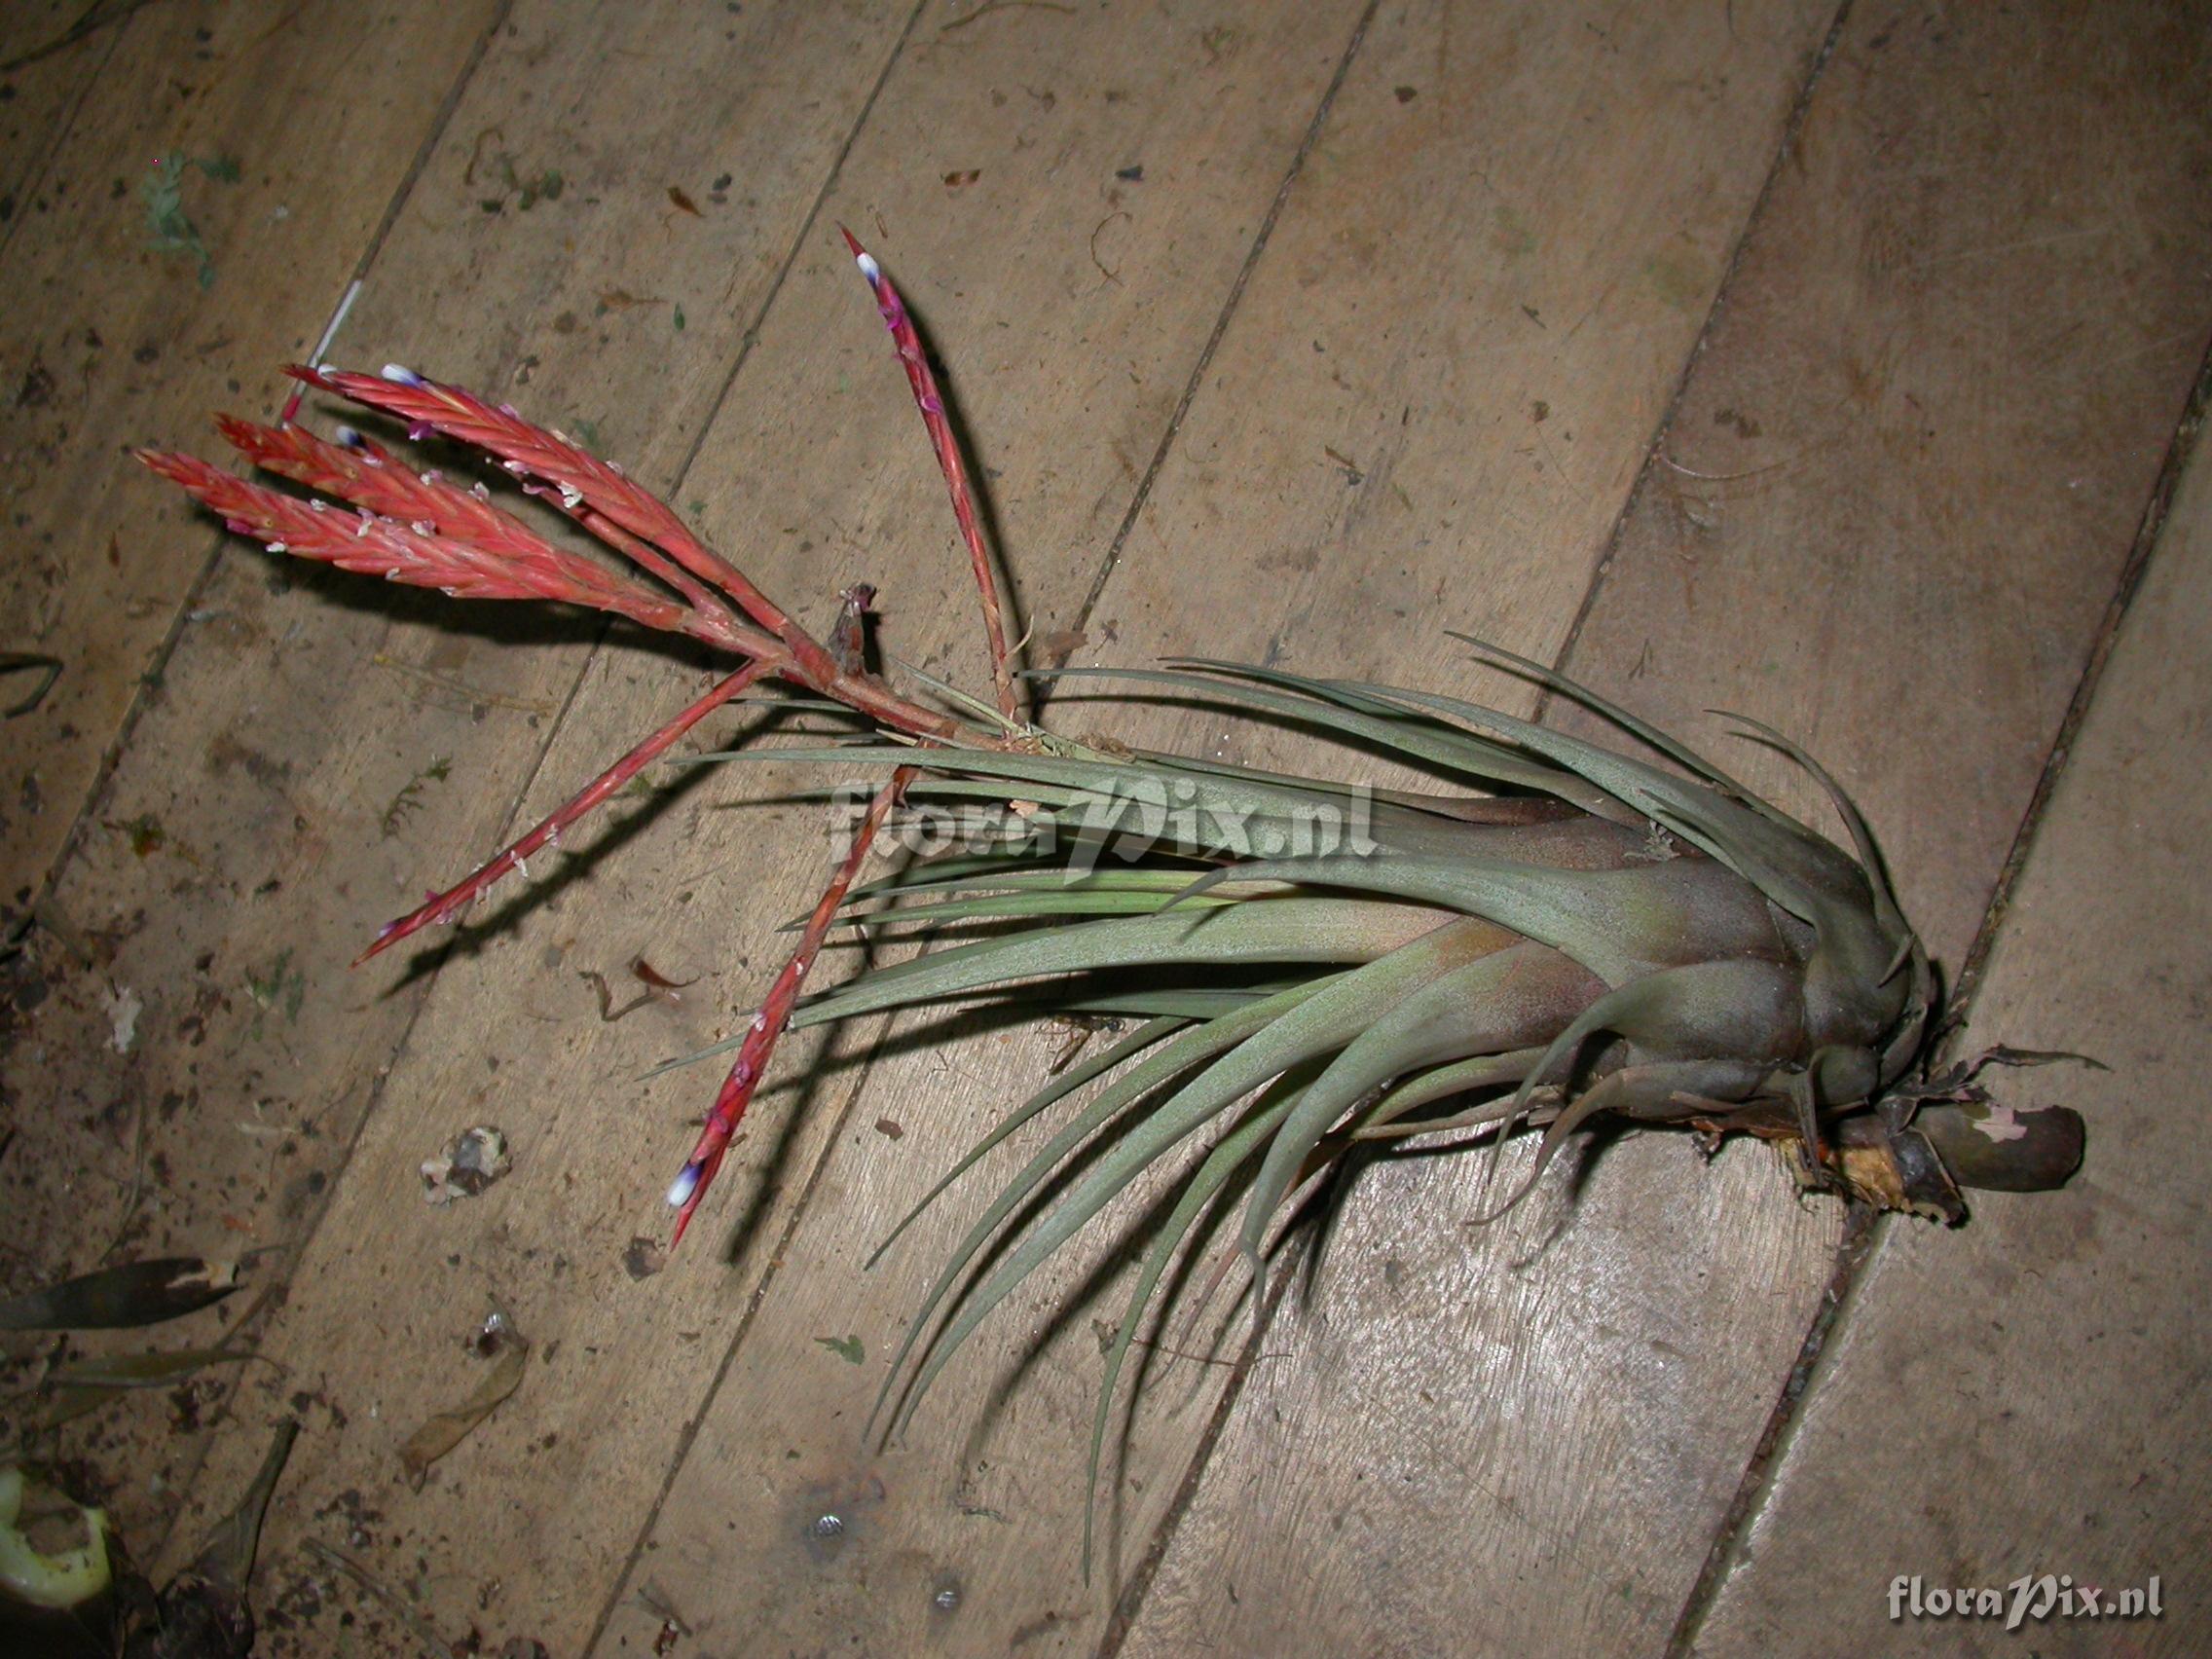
[[139, 236, 2083, 1562]]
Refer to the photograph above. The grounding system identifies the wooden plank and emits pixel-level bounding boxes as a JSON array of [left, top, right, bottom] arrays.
[[1685, 408, 2211, 1652], [0, 2, 109, 68], [0, 0, 496, 1550], [155, 3, 1402, 1653], [0, 0, 915, 1608], [1124, 3, 2212, 1654], [0, 25, 107, 226], [588, 3, 1847, 1655], [0, 0, 499, 903]]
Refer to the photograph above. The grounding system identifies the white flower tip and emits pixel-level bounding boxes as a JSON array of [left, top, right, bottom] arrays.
[[665, 1161, 702, 1209], [855, 251, 881, 283], [380, 363, 425, 387]]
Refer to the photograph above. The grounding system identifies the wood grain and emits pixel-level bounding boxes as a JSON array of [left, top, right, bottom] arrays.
[[0, 0, 916, 1621], [0, 0, 501, 903], [590, 2, 1845, 1654], [1124, 2, 2212, 1654], [164, 2, 1393, 1654], [0, 0, 501, 1557], [0, 25, 109, 235], [1690, 405, 2212, 1658]]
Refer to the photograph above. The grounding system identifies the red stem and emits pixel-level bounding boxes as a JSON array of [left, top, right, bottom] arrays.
[[356, 660, 772, 964], [667, 770, 912, 1245], [840, 230, 1021, 725]]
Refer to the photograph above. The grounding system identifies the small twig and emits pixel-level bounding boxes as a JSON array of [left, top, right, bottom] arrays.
[[0, 652, 63, 717], [1088, 210, 1130, 286], [580, 969, 654, 1023], [940, 0, 1075, 32], [841, 232, 1021, 724], [366, 655, 554, 717], [1658, 451, 1795, 485], [97, 1097, 151, 1264], [277, 276, 362, 425], [302, 1540, 451, 1659]]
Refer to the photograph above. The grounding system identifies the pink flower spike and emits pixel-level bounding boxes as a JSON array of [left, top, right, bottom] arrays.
[[837, 231, 1020, 725], [666, 771, 909, 1247]]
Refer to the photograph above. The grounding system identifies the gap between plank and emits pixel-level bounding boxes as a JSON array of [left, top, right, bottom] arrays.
[[1088, 4, 1863, 1646], [586, 4, 1388, 1646], [1662, 322, 2212, 1659], [0, 0, 164, 74], [1545, 0, 1857, 704], [1049, 0, 1386, 697], [103, 0, 523, 1563], [0, 11, 129, 266]]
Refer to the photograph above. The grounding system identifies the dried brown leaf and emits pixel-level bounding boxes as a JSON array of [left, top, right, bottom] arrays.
[[397, 1333, 528, 1489]]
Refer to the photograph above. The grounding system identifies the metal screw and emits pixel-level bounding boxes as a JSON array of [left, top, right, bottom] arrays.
[[933, 1586, 960, 1613], [810, 1513, 844, 1539]]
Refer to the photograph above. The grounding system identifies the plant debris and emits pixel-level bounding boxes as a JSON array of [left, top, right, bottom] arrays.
[[242, 950, 304, 1034], [0, 1465, 110, 1608], [140, 155, 239, 289], [120, 1419, 297, 1657], [815, 1334, 865, 1365], [665, 185, 701, 217], [106, 813, 166, 858], [0, 1256, 242, 1332], [420, 1126, 511, 1203], [632, 959, 697, 994], [475, 151, 564, 214], [581, 958, 694, 1023], [0, 652, 62, 717], [380, 756, 452, 837], [104, 982, 142, 1053], [397, 1314, 528, 1490], [300, 1539, 449, 1659]]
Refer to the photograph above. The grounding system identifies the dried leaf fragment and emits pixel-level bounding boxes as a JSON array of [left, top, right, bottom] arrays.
[[631, 958, 697, 994], [421, 1126, 511, 1203], [397, 1329, 529, 1490], [0, 1256, 240, 1332], [50, 1346, 255, 1390]]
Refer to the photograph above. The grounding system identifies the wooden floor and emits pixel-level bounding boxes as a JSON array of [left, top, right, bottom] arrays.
[[2, 2, 2206, 1654]]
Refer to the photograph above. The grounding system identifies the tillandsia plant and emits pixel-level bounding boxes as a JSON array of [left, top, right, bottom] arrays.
[[139, 235, 2086, 1566]]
